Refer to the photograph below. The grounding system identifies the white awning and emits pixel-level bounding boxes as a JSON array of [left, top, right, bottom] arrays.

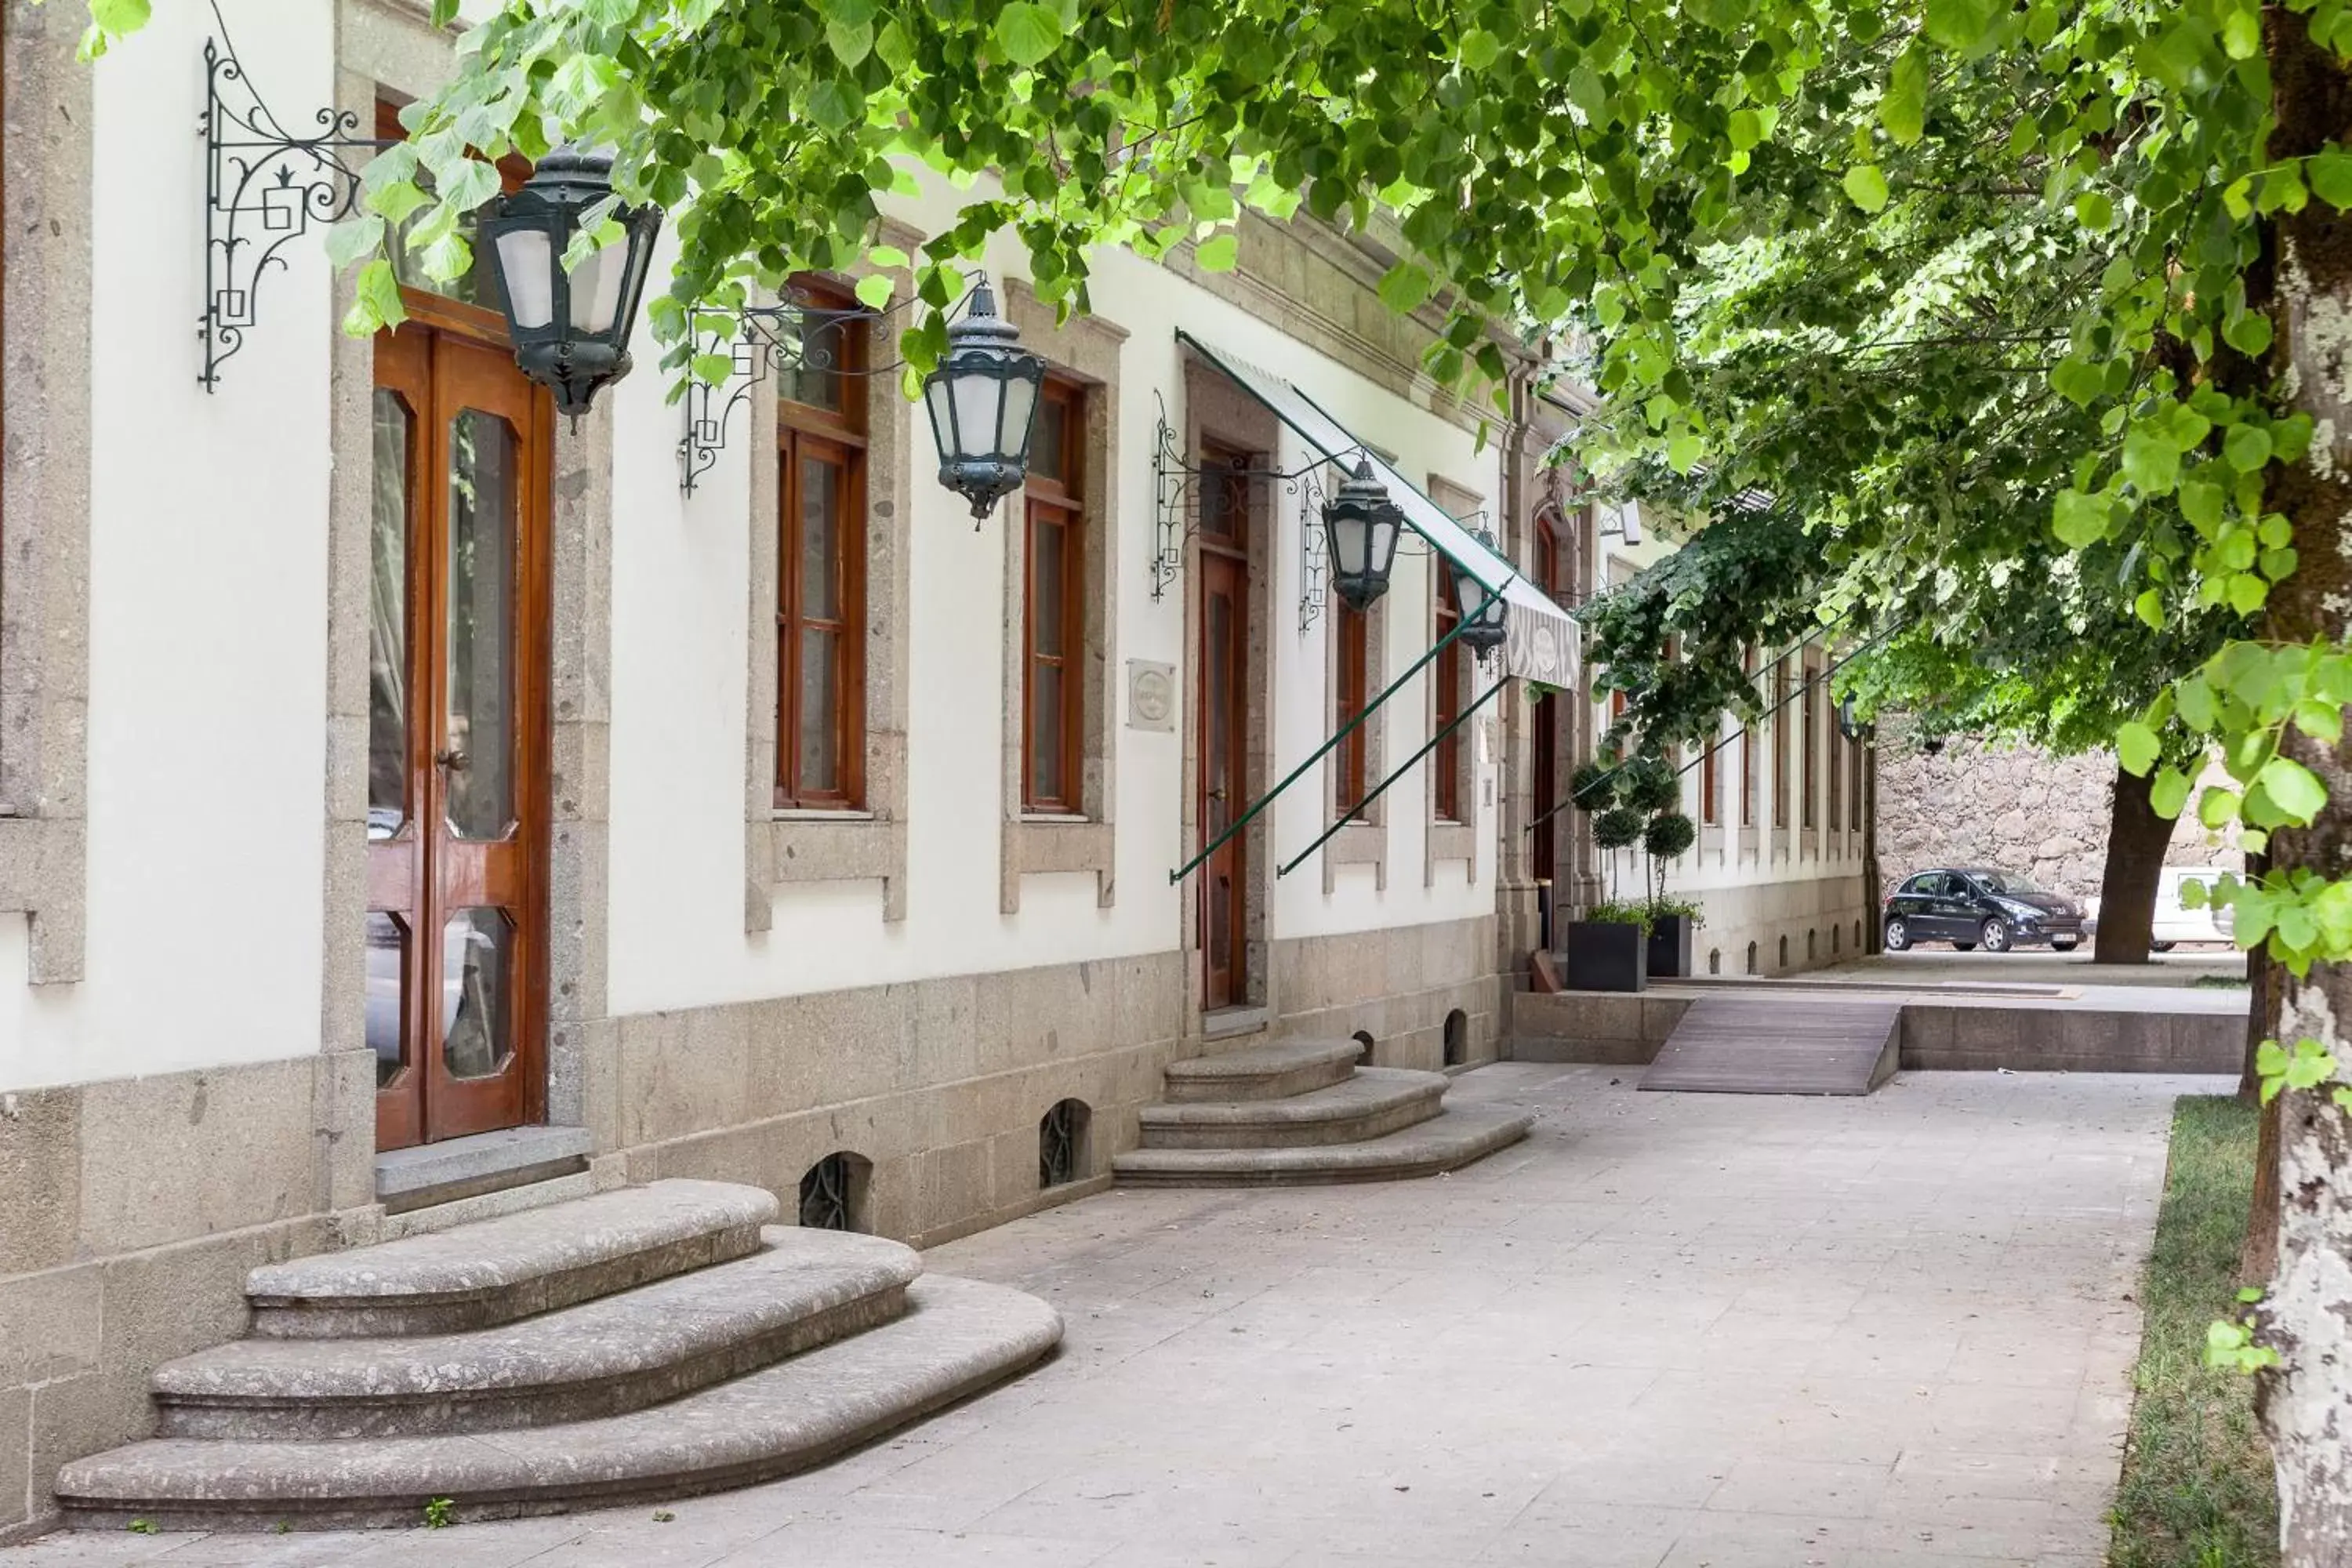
[[1178, 332, 1578, 688]]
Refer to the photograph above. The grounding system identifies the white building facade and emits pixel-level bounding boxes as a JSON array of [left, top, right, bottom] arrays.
[[0, 0, 1550, 1533], [0, 0, 1867, 1534]]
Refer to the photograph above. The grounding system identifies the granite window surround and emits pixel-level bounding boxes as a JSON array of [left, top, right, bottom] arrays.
[[1179, 354, 1281, 1019], [0, 2, 94, 984], [997, 280, 1125, 915], [1425, 477, 1481, 887], [744, 240, 920, 928]]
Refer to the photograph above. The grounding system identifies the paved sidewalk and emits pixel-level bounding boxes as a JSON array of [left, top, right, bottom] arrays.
[[2, 1064, 2216, 1567]]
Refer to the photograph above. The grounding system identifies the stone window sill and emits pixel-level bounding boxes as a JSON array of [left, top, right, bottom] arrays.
[[773, 808, 877, 823]]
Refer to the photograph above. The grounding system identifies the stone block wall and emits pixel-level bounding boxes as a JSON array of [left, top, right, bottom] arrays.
[[0, 1053, 373, 1542], [1876, 739, 2238, 901], [1269, 914, 1501, 1071]]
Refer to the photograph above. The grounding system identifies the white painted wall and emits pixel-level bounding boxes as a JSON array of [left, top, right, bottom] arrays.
[[0, 3, 1514, 1089], [605, 218, 1502, 1013], [0, 1, 336, 1093]]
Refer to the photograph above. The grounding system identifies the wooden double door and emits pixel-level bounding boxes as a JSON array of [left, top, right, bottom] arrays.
[[1196, 447, 1254, 1011], [368, 302, 554, 1152]]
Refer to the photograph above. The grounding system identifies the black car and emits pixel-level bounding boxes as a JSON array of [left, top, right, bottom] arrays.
[[1882, 867, 2088, 953]]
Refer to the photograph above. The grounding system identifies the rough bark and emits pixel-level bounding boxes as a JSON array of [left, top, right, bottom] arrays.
[[2243, 911, 2285, 1283], [2092, 760, 2168, 964], [2252, 15, 2352, 1559]]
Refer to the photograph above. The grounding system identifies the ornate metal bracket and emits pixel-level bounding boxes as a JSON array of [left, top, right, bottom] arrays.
[[677, 292, 878, 496], [199, 5, 390, 390], [1149, 395, 1373, 604], [1296, 468, 1331, 633], [676, 278, 982, 497]]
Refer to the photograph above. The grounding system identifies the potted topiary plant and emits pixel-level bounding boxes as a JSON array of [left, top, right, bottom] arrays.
[[1642, 815, 1700, 977], [1561, 758, 1650, 991]]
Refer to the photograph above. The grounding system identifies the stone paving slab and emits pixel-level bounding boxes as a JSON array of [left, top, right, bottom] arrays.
[[1, 1064, 2217, 1566]]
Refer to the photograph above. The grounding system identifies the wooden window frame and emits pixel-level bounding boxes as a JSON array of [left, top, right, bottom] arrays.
[[1802, 652, 1820, 830], [1740, 648, 1757, 829], [1828, 702, 1843, 833], [1334, 596, 1370, 812], [1022, 378, 1085, 815], [1772, 658, 1791, 830], [1433, 560, 1463, 823], [775, 281, 870, 811], [1700, 726, 1719, 826]]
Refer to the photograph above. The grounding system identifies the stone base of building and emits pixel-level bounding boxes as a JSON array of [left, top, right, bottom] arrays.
[[0, 913, 1501, 1537]]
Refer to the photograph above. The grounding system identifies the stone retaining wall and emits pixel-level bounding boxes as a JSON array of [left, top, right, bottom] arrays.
[[1875, 739, 2238, 901]]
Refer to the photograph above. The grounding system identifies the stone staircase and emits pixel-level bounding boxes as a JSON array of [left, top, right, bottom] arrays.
[[1113, 1038, 1531, 1186], [55, 1180, 1060, 1531]]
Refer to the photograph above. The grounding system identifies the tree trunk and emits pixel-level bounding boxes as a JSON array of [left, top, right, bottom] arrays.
[[2243, 909, 2285, 1284], [2092, 761, 2169, 964], [2252, 15, 2352, 1559]]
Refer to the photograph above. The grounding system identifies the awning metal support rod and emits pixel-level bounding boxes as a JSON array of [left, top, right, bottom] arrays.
[[1279, 675, 1507, 880], [1169, 582, 1509, 886]]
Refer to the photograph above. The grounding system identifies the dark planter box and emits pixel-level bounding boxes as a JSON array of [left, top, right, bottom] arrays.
[[1647, 914, 1695, 979], [1563, 920, 1648, 993]]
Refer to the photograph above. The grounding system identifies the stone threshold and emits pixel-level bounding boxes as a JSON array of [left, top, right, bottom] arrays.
[[1200, 1006, 1269, 1041], [376, 1125, 595, 1215]]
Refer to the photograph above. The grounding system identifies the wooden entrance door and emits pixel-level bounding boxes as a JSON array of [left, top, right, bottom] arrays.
[[368, 303, 554, 1152], [1196, 451, 1252, 1011]]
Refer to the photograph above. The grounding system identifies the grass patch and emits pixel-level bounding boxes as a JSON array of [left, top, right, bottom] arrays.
[[2109, 1095, 2277, 1568]]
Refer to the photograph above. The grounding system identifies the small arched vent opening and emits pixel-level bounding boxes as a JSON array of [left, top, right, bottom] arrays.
[[1039, 1098, 1091, 1189], [798, 1151, 873, 1232], [1442, 1010, 1468, 1068]]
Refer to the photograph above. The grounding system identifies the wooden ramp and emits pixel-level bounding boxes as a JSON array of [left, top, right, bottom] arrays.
[[1639, 995, 1903, 1096]]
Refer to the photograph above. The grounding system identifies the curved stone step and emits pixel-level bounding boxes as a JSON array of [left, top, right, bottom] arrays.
[[1114, 1106, 1533, 1187], [57, 1275, 1061, 1532], [1160, 1037, 1362, 1102], [1139, 1067, 1446, 1149], [245, 1180, 778, 1340], [154, 1229, 919, 1441]]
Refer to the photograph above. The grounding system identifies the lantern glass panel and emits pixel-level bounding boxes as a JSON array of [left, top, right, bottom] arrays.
[[493, 227, 555, 329], [924, 377, 956, 452], [1370, 512, 1400, 575], [997, 373, 1039, 463], [567, 243, 627, 333], [1328, 510, 1368, 577], [950, 374, 1000, 459]]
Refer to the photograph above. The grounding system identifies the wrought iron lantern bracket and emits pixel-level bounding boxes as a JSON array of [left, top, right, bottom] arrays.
[[199, 6, 394, 390], [1147, 400, 1392, 604], [677, 278, 978, 497]]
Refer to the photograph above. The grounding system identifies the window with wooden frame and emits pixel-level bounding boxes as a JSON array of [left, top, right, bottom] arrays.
[[1333, 597, 1370, 813], [1828, 713, 1844, 832], [1771, 658, 1791, 829], [1700, 723, 1720, 826], [1740, 648, 1758, 828], [1432, 559, 1463, 822], [776, 281, 869, 810], [1802, 653, 1820, 829], [1022, 379, 1084, 814], [1849, 719, 1864, 829]]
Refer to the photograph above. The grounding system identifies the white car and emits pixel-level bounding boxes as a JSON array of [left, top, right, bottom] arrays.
[[2082, 866, 2238, 951]]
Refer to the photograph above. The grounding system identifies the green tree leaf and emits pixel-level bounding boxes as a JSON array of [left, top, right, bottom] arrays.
[[2117, 721, 2161, 775], [993, 2, 1064, 68], [1194, 233, 1239, 272], [2151, 766, 2192, 819], [2259, 756, 2328, 823], [1378, 261, 1433, 314], [1879, 49, 1926, 145], [1842, 164, 1889, 213], [2225, 423, 2274, 471]]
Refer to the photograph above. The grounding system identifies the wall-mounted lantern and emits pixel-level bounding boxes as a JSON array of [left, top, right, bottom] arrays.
[[1322, 460, 1406, 611], [923, 278, 1047, 520], [1455, 533, 1511, 659], [1838, 696, 1874, 742], [478, 147, 664, 418]]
